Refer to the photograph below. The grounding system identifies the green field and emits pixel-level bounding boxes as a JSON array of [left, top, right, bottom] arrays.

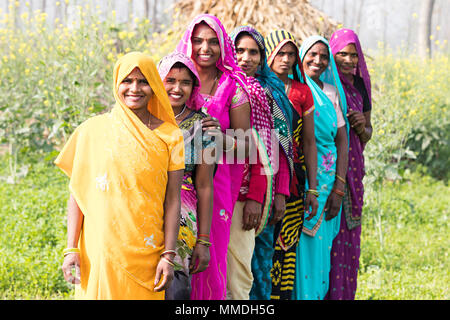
[[0, 6, 448, 300]]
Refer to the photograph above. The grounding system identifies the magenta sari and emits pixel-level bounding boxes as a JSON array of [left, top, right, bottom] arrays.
[[326, 28, 372, 300], [176, 14, 251, 300]]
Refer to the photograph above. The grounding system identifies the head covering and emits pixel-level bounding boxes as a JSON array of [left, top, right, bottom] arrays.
[[157, 51, 205, 111], [176, 14, 249, 112], [265, 29, 298, 74], [297, 36, 348, 121], [113, 51, 177, 127], [232, 26, 293, 133], [329, 28, 372, 107]]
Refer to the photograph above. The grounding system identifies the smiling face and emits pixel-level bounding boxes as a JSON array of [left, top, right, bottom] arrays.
[[271, 42, 297, 78], [163, 66, 194, 109], [302, 41, 329, 81], [191, 22, 221, 69], [235, 34, 261, 77], [334, 43, 358, 77], [118, 67, 153, 110]]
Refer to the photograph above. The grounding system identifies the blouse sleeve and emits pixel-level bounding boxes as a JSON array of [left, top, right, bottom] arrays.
[[274, 148, 290, 196], [303, 86, 315, 116], [246, 153, 268, 204], [230, 82, 249, 109]]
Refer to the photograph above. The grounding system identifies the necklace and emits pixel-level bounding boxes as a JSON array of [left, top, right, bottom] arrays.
[[174, 104, 187, 119], [284, 78, 292, 95], [208, 70, 219, 96], [147, 112, 152, 128]]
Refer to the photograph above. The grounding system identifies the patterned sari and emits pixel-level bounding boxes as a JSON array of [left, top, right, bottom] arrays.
[[292, 36, 349, 300], [54, 52, 185, 299], [158, 51, 214, 300], [263, 29, 313, 300], [176, 14, 251, 300], [326, 28, 372, 300]]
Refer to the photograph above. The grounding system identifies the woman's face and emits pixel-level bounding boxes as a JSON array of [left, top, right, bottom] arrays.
[[118, 67, 153, 110], [163, 67, 194, 108], [334, 43, 358, 76], [302, 41, 329, 81], [191, 23, 221, 69], [235, 35, 261, 77], [271, 42, 297, 77]]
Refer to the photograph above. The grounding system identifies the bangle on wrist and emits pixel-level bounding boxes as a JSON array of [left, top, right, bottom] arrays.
[[332, 188, 345, 197], [306, 189, 319, 197], [160, 249, 176, 257], [197, 233, 210, 239], [224, 136, 236, 152], [160, 257, 175, 267], [196, 238, 212, 247], [63, 247, 80, 257], [336, 174, 346, 184]]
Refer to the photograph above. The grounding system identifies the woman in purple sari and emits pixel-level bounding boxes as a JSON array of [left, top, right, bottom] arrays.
[[176, 14, 251, 300], [326, 28, 373, 300]]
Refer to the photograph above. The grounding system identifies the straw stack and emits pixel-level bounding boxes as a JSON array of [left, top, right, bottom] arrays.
[[171, 0, 340, 44]]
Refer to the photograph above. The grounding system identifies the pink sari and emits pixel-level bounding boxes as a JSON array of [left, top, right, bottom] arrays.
[[176, 14, 251, 300]]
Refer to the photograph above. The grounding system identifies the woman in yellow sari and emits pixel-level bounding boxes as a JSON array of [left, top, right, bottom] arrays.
[[56, 52, 185, 299]]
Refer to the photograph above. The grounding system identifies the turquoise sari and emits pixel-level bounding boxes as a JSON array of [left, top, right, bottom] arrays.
[[292, 36, 349, 300]]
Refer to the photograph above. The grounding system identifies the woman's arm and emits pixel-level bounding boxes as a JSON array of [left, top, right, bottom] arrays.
[[302, 112, 319, 221], [190, 158, 214, 274], [229, 102, 251, 159], [347, 110, 372, 144], [154, 169, 183, 291], [61, 194, 83, 284], [324, 126, 348, 221]]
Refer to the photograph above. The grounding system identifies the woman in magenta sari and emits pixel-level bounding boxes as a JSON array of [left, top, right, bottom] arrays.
[[176, 14, 251, 300], [326, 28, 373, 300]]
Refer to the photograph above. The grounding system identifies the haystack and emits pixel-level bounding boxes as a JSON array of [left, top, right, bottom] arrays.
[[171, 0, 339, 44]]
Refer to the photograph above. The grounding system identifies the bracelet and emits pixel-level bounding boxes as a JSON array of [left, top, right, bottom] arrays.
[[224, 137, 236, 152], [63, 248, 80, 257], [306, 189, 319, 197], [332, 188, 345, 197], [197, 233, 210, 239], [160, 257, 175, 267], [160, 249, 176, 257], [336, 174, 346, 184], [196, 238, 212, 247]]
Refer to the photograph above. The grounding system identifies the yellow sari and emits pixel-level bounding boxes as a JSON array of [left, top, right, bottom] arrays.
[[55, 52, 185, 299]]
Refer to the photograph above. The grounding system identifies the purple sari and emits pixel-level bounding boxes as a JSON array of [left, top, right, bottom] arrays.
[[326, 28, 372, 300], [176, 14, 251, 300]]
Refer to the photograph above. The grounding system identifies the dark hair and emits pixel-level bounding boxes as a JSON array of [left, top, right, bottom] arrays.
[[171, 62, 197, 86]]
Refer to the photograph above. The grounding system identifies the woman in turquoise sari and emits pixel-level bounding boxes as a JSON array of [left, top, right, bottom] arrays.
[[292, 36, 349, 300]]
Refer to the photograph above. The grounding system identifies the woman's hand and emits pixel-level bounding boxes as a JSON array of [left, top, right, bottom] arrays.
[[243, 199, 262, 230], [62, 253, 81, 284], [323, 191, 343, 221], [154, 258, 174, 292], [189, 242, 210, 274], [347, 110, 366, 135], [202, 115, 221, 131], [304, 193, 319, 221], [270, 194, 286, 225]]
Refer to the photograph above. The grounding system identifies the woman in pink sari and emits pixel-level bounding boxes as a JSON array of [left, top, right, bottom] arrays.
[[326, 28, 373, 300], [176, 14, 251, 300]]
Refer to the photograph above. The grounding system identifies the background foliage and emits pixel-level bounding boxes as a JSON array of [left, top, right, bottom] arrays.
[[0, 4, 448, 299]]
